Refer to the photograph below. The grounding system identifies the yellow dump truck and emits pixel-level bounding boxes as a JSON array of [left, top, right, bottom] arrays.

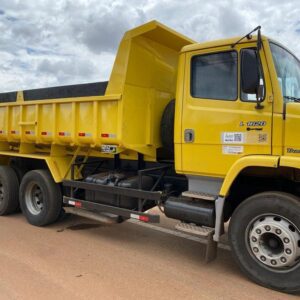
[[0, 21, 299, 293]]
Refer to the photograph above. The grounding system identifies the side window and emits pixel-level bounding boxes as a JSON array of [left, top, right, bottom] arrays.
[[191, 51, 238, 100], [240, 48, 265, 101]]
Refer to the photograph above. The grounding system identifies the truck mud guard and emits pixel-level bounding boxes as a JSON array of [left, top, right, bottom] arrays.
[[219, 155, 279, 197]]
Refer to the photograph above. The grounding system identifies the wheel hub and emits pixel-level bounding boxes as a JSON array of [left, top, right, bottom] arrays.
[[249, 215, 300, 269], [25, 182, 44, 215]]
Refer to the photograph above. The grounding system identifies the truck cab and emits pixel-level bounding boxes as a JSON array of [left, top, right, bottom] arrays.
[[164, 33, 300, 293], [176, 35, 300, 191]]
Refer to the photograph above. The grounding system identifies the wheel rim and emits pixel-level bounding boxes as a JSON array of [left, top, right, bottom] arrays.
[[247, 214, 300, 271], [25, 182, 44, 215], [0, 181, 4, 205]]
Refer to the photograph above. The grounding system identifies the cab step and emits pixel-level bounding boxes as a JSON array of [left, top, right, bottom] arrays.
[[181, 191, 217, 201], [175, 222, 214, 236], [175, 222, 217, 263]]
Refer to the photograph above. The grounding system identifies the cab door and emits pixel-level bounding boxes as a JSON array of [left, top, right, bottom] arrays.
[[180, 43, 273, 178]]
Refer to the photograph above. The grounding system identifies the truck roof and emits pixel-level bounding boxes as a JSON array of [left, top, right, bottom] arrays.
[[182, 35, 269, 53]]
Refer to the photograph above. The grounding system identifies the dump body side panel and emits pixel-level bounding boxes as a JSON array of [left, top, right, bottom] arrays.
[[0, 95, 121, 148]]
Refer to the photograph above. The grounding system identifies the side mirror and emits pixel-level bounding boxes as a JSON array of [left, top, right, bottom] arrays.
[[241, 49, 260, 94]]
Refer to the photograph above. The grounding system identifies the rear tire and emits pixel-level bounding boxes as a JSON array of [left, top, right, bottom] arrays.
[[19, 169, 62, 226], [229, 192, 300, 294], [0, 166, 20, 215]]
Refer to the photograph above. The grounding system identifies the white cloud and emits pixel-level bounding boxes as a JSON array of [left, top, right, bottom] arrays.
[[0, 0, 299, 92]]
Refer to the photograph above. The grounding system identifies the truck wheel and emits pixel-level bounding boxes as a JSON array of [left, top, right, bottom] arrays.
[[161, 99, 175, 154], [19, 169, 62, 226], [0, 166, 20, 215], [229, 192, 300, 293]]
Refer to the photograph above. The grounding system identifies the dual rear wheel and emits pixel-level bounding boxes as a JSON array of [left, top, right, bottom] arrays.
[[0, 166, 62, 226]]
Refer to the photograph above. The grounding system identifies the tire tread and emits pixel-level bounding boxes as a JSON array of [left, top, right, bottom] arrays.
[[0, 166, 20, 215]]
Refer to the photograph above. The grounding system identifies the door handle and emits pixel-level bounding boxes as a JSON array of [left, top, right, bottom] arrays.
[[184, 129, 194, 143]]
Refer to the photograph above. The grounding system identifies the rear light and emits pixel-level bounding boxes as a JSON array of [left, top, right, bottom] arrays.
[[74, 201, 82, 208]]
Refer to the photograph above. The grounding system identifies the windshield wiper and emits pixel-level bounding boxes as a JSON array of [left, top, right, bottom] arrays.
[[283, 95, 300, 102]]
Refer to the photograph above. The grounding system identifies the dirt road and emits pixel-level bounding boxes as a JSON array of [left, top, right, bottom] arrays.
[[0, 212, 297, 300]]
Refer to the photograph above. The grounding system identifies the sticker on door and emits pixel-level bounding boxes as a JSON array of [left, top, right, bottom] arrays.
[[222, 145, 244, 155], [222, 132, 245, 144]]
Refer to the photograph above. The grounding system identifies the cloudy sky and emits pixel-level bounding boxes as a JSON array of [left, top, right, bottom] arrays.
[[0, 0, 299, 92]]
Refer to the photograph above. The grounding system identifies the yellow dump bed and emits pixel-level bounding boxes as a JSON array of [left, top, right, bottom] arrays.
[[0, 21, 194, 162]]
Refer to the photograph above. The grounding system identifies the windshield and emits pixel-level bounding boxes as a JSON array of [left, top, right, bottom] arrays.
[[270, 42, 300, 102]]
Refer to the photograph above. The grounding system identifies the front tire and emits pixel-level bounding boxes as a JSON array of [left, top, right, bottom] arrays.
[[229, 192, 300, 293], [20, 169, 62, 226]]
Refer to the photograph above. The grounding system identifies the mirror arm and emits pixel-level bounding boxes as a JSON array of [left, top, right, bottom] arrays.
[[255, 27, 264, 109], [255, 95, 264, 109], [257, 26, 262, 51], [255, 85, 264, 109]]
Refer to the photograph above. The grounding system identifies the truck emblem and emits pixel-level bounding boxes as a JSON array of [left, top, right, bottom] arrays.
[[246, 121, 266, 127]]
